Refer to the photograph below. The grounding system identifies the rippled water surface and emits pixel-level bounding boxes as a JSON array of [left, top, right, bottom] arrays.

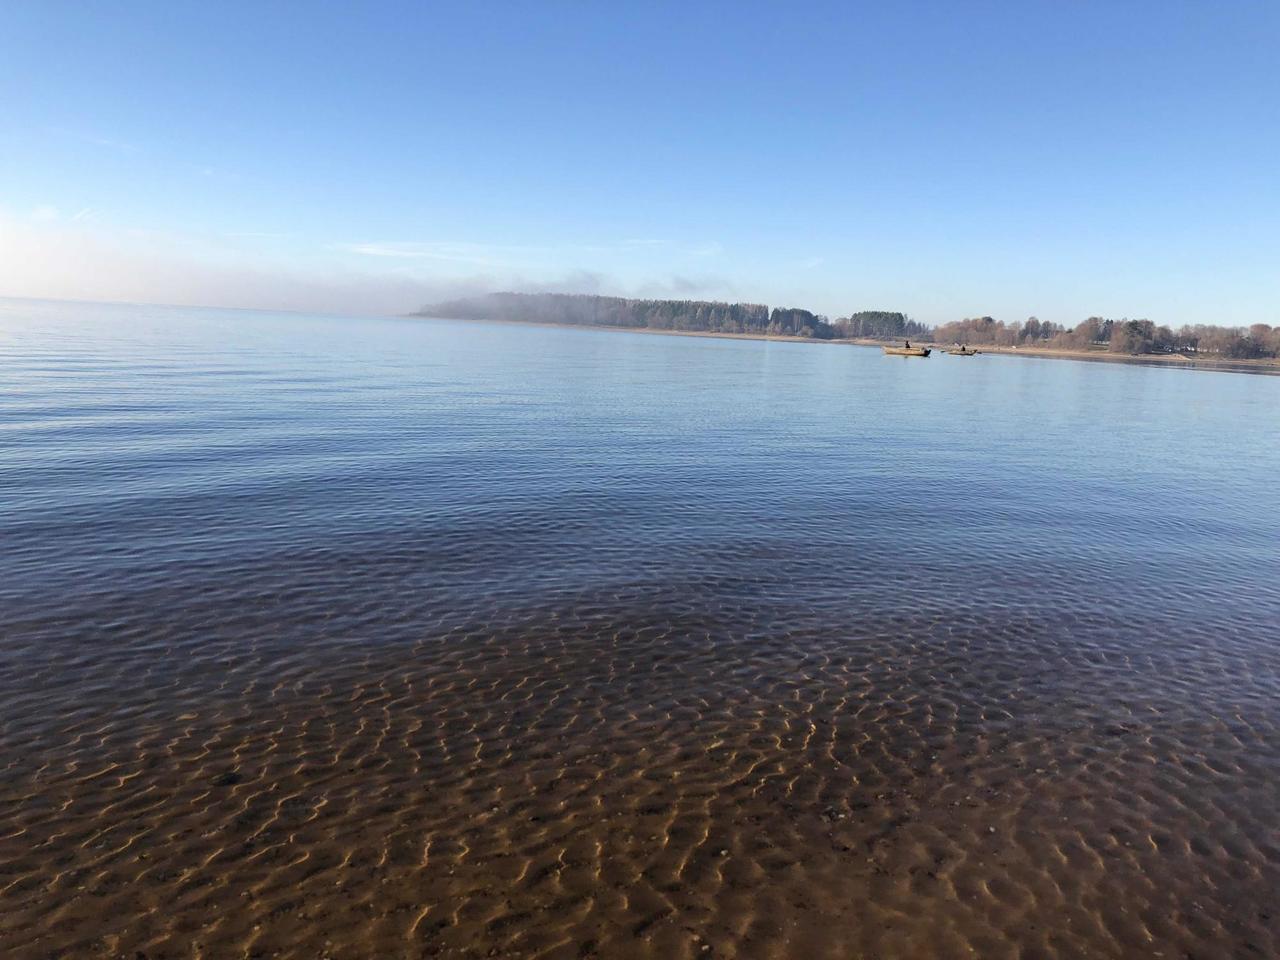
[[2, 299, 1279, 959]]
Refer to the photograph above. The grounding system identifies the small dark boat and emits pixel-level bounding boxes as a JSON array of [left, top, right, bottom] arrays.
[[944, 346, 980, 356]]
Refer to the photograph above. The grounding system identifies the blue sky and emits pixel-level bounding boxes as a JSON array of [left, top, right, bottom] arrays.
[[2, 1, 1277, 325]]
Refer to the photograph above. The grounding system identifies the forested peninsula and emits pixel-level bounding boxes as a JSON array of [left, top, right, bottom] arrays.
[[416, 293, 1280, 364], [418, 292, 928, 340]]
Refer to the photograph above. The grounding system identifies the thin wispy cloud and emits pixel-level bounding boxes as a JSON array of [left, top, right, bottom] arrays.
[[47, 126, 141, 154], [337, 237, 726, 267], [0, 211, 751, 317], [634, 273, 733, 299], [334, 241, 498, 266]]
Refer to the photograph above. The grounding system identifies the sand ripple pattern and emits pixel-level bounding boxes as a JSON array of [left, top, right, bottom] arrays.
[[2, 302, 1279, 958]]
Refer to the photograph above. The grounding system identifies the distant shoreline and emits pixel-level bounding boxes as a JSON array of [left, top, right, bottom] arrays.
[[418, 314, 848, 345], [943, 342, 1280, 374], [414, 314, 1280, 375]]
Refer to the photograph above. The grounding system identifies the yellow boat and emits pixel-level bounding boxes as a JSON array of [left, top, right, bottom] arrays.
[[882, 344, 931, 357]]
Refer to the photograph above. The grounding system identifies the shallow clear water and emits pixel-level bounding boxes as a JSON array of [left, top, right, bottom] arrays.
[[2, 299, 1278, 959]]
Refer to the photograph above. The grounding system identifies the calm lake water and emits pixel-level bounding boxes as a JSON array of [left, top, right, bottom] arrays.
[[2, 298, 1279, 959]]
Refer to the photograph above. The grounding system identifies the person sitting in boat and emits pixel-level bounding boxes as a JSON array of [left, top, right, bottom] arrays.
[[904, 340, 911, 348]]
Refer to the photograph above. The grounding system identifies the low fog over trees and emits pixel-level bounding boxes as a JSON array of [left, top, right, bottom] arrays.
[[421, 293, 921, 340], [422, 292, 770, 333], [420, 294, 1278, 360], [425, 293, 771, 333]]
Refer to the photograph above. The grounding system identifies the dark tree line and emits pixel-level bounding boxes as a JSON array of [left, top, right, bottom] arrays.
[[424, 293, 770, 333], [420, 293, 919, 340], [767, 307, 830, 337], [830, 311, 931, 340], [420, 294, 1278, 360]]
